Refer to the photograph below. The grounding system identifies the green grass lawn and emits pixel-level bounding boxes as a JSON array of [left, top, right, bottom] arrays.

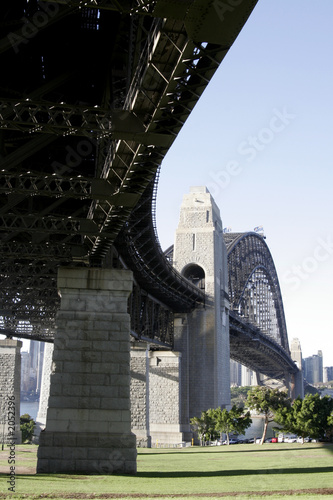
[[0, 442, 332, 499]]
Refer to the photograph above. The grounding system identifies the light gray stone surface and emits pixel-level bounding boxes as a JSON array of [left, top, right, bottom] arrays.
[[173, 187, 230, 424], [37, 267, 137, 474], [0, 339, 22, 444], [130, 344, 151, 447], [149, 351, 184, 446]]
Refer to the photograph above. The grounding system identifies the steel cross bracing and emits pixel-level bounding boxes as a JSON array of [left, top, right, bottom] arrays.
[[165, 232, 298, 380], [224, 232, 297, 379], [0, 1, 259, 342]]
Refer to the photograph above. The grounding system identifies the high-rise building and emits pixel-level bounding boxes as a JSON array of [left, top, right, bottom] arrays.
[[304, 350, 323, 384], [323, 366, 333, 383], [20, 340, 45, 398], [230, 360, 242, 386]]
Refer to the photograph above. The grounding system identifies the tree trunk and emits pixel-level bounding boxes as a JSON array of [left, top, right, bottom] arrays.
[[261, 417, 269, 445]]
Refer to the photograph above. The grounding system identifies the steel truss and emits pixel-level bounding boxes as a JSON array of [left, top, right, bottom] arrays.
[[224, 232, 297, 380], [129, 283, 173, 347], [0, 1, 259, 345], [224, 232, 289, 351], [166, 232, 297, 381]]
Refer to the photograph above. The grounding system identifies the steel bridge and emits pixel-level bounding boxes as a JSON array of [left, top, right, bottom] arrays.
[[0, 0, 297, 382]]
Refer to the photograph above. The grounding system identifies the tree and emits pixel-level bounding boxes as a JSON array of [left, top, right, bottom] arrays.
[[190, 411, 218, 445], [246, 386, 290, 444], [20, 414, 35, 443], [230, 387, 252, 408], [209, 405, 252, 444], [327, 411, 333, 441], [275, 394, 333, 442]]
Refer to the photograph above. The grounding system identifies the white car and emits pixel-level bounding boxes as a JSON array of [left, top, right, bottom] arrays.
[[284, 435, 297, 443]]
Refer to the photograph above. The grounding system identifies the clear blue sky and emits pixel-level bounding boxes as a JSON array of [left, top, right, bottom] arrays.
[[156, 1, 333, 368]]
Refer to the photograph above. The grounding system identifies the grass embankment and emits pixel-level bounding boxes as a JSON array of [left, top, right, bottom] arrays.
[[0, 443, 332, 499]]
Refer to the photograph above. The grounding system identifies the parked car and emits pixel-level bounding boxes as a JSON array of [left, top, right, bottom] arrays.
[[222, 438, 238, 445], [284, 435, 297, 443], [297, 437, 311, 443]]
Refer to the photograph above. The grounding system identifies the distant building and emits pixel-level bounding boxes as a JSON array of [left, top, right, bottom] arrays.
[[241, 364, 257, 386], [230, 359, 242, 386], [229, 360, 257, 387], [304, 350, 323, 385], [21, 340, 45, 399], [324, 366, 333, 383]]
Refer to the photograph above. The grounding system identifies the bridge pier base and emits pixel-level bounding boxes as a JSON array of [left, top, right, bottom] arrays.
[[0, 339, 22, 444], [173, 186, 231, 426], [130, 343, 151, 447], [149, 351, 184, 446], [37, 267, 137, 474], [34, 342, 53, 442]]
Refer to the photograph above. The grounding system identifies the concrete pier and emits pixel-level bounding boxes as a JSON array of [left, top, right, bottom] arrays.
[[0, 339, 22, 444], [149, 351, 184, 446], [34, 341, 53, 441], [130, 343, 151, 447], [37, 267, 137, 474], [173, 187, 231, 424]]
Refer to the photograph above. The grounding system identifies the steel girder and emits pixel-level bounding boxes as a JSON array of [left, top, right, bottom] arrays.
[[224, 232, 289, 352], [224, 232, 297, 380], [115, 172, 205, 312], [166, 232, 297, 380], [0, 0, 258, 340], [129, 283, 174, 347], [229, 312, 297, 379]]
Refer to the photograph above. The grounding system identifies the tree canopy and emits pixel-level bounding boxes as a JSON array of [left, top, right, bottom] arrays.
[[20, 413, 35, 443], [274, 394, 333, 442], [208, 405, 252, 444], [246, 386, 290, 444], [190, 411, 218, 445]]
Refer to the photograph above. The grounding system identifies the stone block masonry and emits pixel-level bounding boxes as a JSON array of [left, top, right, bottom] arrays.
[[173, 186, 231, 424], [37, 267, 137, 474], [130, 344, 150, 447], [34, 341, 54, 441], [149, 351, 184, 446], [0, 339, 22, 444]]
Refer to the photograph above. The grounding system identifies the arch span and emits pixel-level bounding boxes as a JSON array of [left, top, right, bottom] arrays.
[[224, 232, 289, 353]]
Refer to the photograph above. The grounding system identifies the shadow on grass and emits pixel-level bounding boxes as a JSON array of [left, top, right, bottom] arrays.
[[134, 466, 333, 478], [4, 465, 333, 480], [138, 445, 322, 455]]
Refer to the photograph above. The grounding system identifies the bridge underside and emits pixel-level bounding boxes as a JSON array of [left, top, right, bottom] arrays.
[[0, 1, 260, 343], [0, 0, 265, 474], [229, 314, 297, 381]]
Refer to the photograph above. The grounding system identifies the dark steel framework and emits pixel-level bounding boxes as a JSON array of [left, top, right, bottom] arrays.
[[224, 232, 297, 378], [0, 0, 258, 342], [0, 0, 296, 381], [166, 232, 298, 380]]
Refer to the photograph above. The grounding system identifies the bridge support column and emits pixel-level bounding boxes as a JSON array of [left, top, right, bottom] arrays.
[[37, 267, 137, 474], [34, 342, 54, 442], [292, 369, 304, 399], [173, 187, 231, 427], [130, 343, 151, 447], [149, 351, 184, 446], [0, 339, 22, 444]]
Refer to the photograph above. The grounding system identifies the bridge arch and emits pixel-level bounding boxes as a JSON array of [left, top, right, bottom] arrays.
[[224, 232, 289, 352]]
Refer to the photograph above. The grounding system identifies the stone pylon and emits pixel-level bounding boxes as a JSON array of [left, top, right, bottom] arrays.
[[0, 339, 22, 444], [37, 267, 137, 474], [173, 186, 230, 434]]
